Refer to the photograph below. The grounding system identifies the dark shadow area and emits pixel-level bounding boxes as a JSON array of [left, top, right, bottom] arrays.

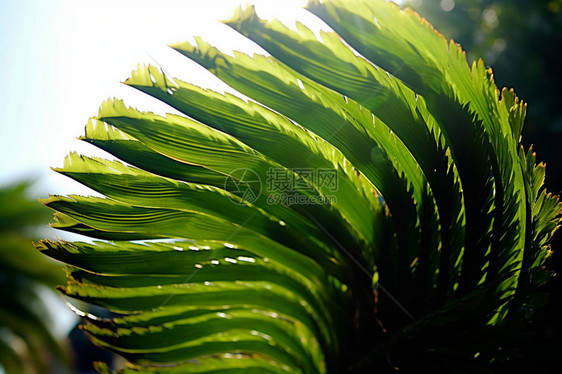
[[406, 1, 561, 371]]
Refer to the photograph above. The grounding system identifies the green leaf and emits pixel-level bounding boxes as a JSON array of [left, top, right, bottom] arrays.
[[37, 0, 561, 372]]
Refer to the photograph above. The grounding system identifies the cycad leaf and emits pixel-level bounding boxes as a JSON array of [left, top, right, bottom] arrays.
[[38, 1, 561, 372]]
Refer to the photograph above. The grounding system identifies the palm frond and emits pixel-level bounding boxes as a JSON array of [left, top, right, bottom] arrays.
[[38, 0, 561, 372]]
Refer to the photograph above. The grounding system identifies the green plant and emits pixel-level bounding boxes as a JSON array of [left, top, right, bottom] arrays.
[[37, 0, 561, 372], [0, 181, 68, 374]]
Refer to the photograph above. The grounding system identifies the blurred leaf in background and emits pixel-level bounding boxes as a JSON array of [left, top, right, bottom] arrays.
[[0, 181, 70, 374]]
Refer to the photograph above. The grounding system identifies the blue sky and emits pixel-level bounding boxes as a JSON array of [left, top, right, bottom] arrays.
[[1, 1, 67, 184]]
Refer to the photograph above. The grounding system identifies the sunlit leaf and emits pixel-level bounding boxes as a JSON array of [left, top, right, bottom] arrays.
[[39, 1, 561, 372]]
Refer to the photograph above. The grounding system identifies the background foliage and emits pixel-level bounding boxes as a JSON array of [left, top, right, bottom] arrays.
[[0, 182, 69, 374]]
